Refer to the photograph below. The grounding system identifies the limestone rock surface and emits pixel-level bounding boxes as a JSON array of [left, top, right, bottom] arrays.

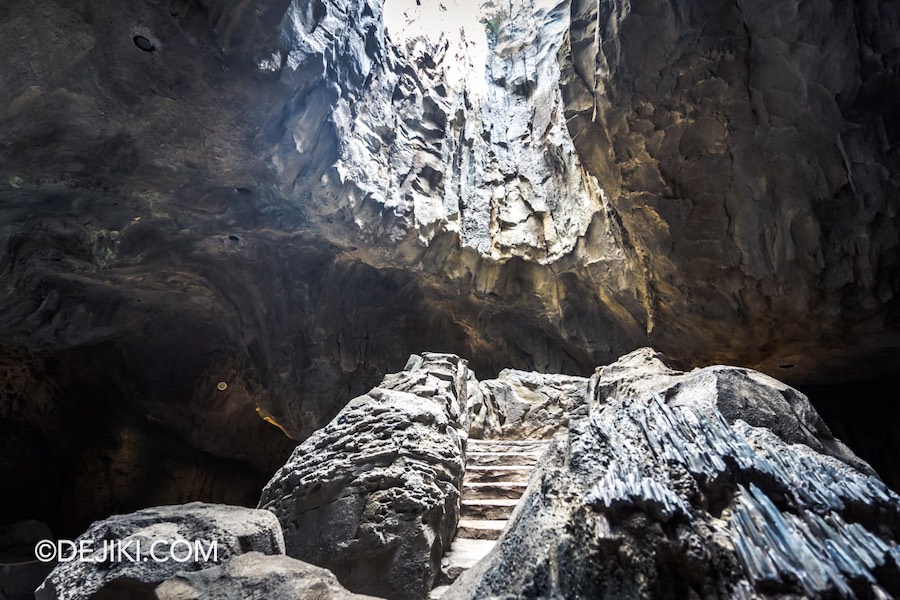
[[258, 353, 474, 600], [563, 0, 900, 378], [155, 552, 377, 600], [472, 369, 589, 439], [445, 350, 900, 598], [35, 502, 284, 600], [0, 0, 627, 534], [331, 0, 606, 264], [594, 348, 871, 474]]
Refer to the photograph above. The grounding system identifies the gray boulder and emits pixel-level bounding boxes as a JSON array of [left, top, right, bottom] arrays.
[[474, 370, 589, 439], [258, 353, 474, 600], [445, 350, 900, 599], [594, 348, 873, 473], [35, 503, 284, 600], [155, 552, 378, 600]]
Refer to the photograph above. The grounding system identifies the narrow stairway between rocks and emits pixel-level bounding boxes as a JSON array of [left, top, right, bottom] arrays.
[[431, 438, 550, 599]]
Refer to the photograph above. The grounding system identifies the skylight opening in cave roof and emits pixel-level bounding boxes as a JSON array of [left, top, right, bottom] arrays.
[[383, 0, 490, 97]]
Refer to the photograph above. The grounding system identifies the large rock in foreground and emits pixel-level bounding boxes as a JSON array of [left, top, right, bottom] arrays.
[[35, 503, 284, 600], [155, 552, 378, 600], [595, 348, 873, 473], [0, 520, 55, 600], [258, 353, 474, 600], [446, 349, 900, 598]]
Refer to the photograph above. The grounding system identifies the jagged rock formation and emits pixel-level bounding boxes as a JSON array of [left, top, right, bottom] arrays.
[[444, 349, 900, 598], [333, 0, 604, 264], [0, 0, 898, 541], [595, 348, 871, 473], [473, 370, 588, 439], [35, 503, 285, 600], [155, 551, 378, 600], [258, 353, 474, 600], [563, 0, 900, 377], [29, 349, 900, 599]]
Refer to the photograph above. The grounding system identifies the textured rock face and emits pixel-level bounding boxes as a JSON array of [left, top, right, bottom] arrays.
[[563, 0, 900, 377], [472, 369, 588, 439], [0, 0, 624, 533], [258, 353, 473, 600], [333, 0, 605, 263], [445, 350, 900, 598], [155, 552, 377, 600], [35, 503, 284, 600], [0, 0, 399, 533], [594, 348, 871, 473]]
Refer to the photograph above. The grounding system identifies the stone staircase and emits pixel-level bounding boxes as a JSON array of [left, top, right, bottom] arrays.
[[431, 439, 549, 598]]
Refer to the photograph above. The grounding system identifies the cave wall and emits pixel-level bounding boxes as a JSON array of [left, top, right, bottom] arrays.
[[563, 0, 900, 377]]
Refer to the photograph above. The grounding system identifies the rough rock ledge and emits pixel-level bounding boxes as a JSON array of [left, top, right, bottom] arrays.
[[258, 353, 475, 600]]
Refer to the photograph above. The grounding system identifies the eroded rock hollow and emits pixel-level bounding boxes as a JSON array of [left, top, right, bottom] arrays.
[[0, 0, 898, 593]]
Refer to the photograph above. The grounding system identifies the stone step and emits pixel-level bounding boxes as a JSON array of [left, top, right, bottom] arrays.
[[457, 519, 507, 540], [429, 439, 546, 597], [464, 465, 534, 483], [462, 481, 530, 500], [467, 451, 543, 467], [461, 499, 519, 520], [466, 440, 550, 454], [432, 538, 497, 595]]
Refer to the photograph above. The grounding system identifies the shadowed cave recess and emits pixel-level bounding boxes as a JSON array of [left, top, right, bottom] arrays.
[[0, 0, 899, 597]]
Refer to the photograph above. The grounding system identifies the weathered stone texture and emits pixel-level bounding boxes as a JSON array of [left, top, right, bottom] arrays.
[[35, 503, 284, 600], [1, 0, 898, 540], [562, 0, 900, 378], [155, 552, 378, 600], [594, 348, 871, 473], [473, 369, 588, 439], [258, 353, 473, 600]]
